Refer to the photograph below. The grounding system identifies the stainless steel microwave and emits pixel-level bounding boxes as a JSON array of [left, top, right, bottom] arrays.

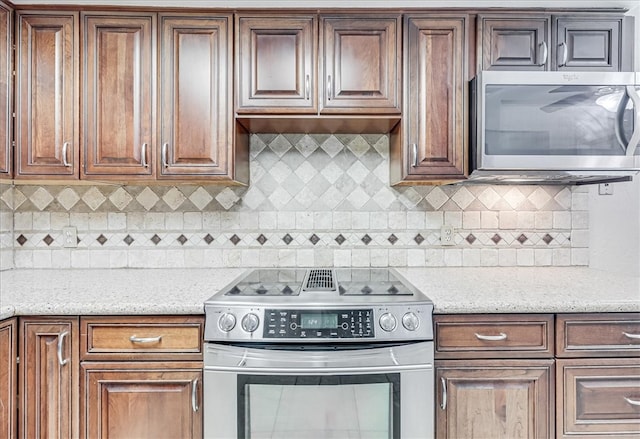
[[469, 71, 640, 185]]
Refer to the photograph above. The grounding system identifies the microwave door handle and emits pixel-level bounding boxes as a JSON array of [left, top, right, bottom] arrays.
[[615, 90, 630, 153], [624, 85, 640, 156]]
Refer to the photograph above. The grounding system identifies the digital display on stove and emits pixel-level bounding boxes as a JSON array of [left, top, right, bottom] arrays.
[[300, 313, 338, 329]]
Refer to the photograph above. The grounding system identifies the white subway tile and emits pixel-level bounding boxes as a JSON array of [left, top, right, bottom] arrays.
[[296, 249, 314, 266], [425, 211, 443, 229], [144, 213, 165, 230], [314, 248, 334, 267], [480, 248, 499, 266], [313, 212, 332, 230], [333, 212, 351, 230], [370, 212, 388, 230], [50, 213, 70, 230], [89, 250, 111, 268], [571, 192, 589, 211], [516, 212, 535, 229], [14, 212, 33, 230], [51, 249, 71, 268], [203, 248, 223, 267], [516, 248, 534, 266], [70, 250, 90, 268], [389, 212, 407, 229], [370, 249, 388, 267], [184, 212, 203, 230], [89, 213, 108, 230], [32, 250, 52, 268], [534, 249, 553, 266], [203, 212, 221, 231], [407, 249, 425, 267], [108, 213, 127, 230], [239, 212, 258, 230], [32, 212, 51, 231], [108, 250, 128, 268], [165, 212, 184, 230], [259, 249, 279, 267], [295, 212, 313, 230], [221, 212, 241, 230], [242, 249, 260, 266], [14, 250, 34, 268], [553, 211, 571, 229], [184, 249, 205, 267], [462, 211, 480, 230], [334, 249, 352, 267], [443, 249, 462, 266], [553, 248, 572, 266], [498, 211, 517, 229], [407, 211, 425, 229], [388, 249, 407, 267], [444, 211, 462, 228], [572, 211, 589, 230], [352, 249, 370, 267], [0, 212, 13, 232], [462, 248, 480, 266], [277, 212, 296, 230], [126, 212, 145, 230], [498, 248, 517, 266], [571, 248, 589, 266], [480, 211, 498, 229], [223, 249, 242, 267], [534, 211, 553, 229], [425, 249, 444, 267], [571, 230, 589, 247], [352, 212, 370, 230], [278, 249, 296, 266]]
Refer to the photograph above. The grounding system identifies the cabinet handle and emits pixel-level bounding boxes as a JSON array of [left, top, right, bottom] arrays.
[[539, 41, 548, 66], [62, 142, 71, 167], [411, 143, 418, 167], [475, 332, 508, 341], [305, 74, 310, 100], [57, 331, 69, 366], [559, 42, 568, 67], [624, 396, 640, 406], [162, 143, 169, 168], [623, 331, 640, 339], [192, 378, 200, 412], [141, 143, 149, 168], [129, 335, 162, 344], [327, 75, 332, 100], [440, 377, 447, 410]]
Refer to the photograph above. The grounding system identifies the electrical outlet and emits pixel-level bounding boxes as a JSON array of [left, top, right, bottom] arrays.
[[62, 226, 77, 248], [598, 183, 614, 195], [440, 225, 455, 246]]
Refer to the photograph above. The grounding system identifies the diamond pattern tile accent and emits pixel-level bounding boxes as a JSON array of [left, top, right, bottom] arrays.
[[491, 234, 502, 244], [96, 234, 107, 245], [204, 234, 214, 245], [542, 233, 554, 244], [189, 187, 213, 210], [320, 136, 344, 158], [56, 188, 81, 211], [282, 234, 293, 245], [361, 234, 372, 245], [82, 187, 107, 211], [163, 188, 187, 210], [151, 234, 162, 245], [504, 188, 526, 209], [230, 234, 241, 245], [109, 188, 134, 211], [16, 234, 27, 246], [451, 187, 475, 210], [347, 135, 371, 157], [309, 234, 320, 245], [335, 234, 346, 245], [466, 234, 477, 244], [124, 235, 134, 246], [388, 234, 398, 245], [137, 188, 161, 211], [43, 234, 54, 246], [424, 187, 448, 210], [517, 234, 528, 244], [177, 234, 188, 245], [257, 234, 268, 245], [215, 188, 240, 210], [477, 187, 501, 209], [528, 187, 552, 209], [414, 234, 425, 245], [30, 187, 54, 211], [268, 134, 293, 157]]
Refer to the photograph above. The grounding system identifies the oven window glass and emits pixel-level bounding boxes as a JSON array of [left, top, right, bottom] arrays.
[[237, 374, 400, 439]]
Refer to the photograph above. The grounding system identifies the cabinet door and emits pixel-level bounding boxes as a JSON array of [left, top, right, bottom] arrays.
[[554, 17, 622, 71], [479, 17, 550, 71], [236, 15, 317, 113], [15, 12, 78, 178], [320, 15, 400, 114], [436, 360, 554, 439], [0, 2, 10, 176], [82, 362, 202, 439], [19, 318, 79, 439], [401, 16, 467, 183], [82, 13, 155, 178], [158, 15, 233, 179], [0, 319, 17, 439]]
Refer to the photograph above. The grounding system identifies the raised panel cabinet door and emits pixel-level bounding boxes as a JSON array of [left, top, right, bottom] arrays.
[[0, 319, 17, 439], [554, 17, 622, 71], [480, 17, 550, 71], [403, 16, 467, 182], [436, 360, 554, 439], [236, 15, 317, 113], [82, 13, 155, 178], [159, 15, 233, 179], [0, 2, 11, 176], [19, 318, 79, 439], [82, 363, 203, 439], [15, 12, 79, 178], [320, 15, 401, 113]]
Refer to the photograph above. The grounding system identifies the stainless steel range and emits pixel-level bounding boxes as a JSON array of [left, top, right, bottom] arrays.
[[203, 268, 435, 439]]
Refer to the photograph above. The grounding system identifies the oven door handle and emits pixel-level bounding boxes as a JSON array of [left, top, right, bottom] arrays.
[[206, 364, 432, 374]]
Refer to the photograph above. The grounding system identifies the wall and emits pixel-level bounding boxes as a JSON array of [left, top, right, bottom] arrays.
[[1, 134, 588, 269]]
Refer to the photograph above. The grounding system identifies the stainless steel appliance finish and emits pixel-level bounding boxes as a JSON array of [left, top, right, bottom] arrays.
[[469, 71, 640, 185], [203, 268, 435, 439]]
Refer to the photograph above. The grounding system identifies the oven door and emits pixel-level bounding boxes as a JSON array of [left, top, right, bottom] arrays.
[[203, 341, 434, 439]]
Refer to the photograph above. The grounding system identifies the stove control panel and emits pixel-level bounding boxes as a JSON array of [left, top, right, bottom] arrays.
[[264, 309, 374, 339]]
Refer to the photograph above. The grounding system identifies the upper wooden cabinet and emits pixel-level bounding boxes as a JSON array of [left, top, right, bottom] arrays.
[[0, 1, 10, 177], [158, 14, 235, 180], [478, 13, 632, 72], [391, 15, 468, 185], [15, 11, 79, 178], [235, 13, 401, 115], [82, 12, 155, 179]]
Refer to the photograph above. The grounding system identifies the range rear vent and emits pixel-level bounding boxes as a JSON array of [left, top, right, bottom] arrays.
[[303, 269, 335, 291]]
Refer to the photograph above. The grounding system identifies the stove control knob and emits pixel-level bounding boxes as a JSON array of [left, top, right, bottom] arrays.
[[379, 313, 397, 332], [402, 312, 420, 331], [218, 313, 236, 332], [241, 313, 260, 333]]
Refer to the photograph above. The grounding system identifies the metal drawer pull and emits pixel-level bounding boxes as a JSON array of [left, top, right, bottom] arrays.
[[475, 332, 508, 341], [57, 331, 69, 366], [624, 397, 640, 406], [440, 377, 447, 410], [129, 335, 163, 344], [623, 331, 640, 339], [192, 378, 200, 412], [62, 142, 71, 167]]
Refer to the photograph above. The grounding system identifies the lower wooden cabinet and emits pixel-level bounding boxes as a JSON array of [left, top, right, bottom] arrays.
[[81, 362, 203, 439], [436, 360, 554, 439], [19, 317, 80, 439], [0, 318, 17, 439]]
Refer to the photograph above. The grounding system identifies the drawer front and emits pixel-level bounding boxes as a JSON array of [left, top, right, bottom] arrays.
[[434, 314, 554, 358], [81, 316, 203, 361], [557, 358, 640, 437], [557, 313, 640, 357]]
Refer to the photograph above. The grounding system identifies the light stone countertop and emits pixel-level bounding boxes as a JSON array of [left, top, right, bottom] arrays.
[[0, 267, 638, 319]]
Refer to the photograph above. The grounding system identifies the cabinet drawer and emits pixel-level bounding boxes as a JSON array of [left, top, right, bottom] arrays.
[[81, 316, 203, 361], [557, 313, 640, 357], [434, 314, 554, 358], [557, 358, 640, 438]]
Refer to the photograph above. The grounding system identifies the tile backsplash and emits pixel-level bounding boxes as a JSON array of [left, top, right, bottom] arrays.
[[0, 134, 588, 270]]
